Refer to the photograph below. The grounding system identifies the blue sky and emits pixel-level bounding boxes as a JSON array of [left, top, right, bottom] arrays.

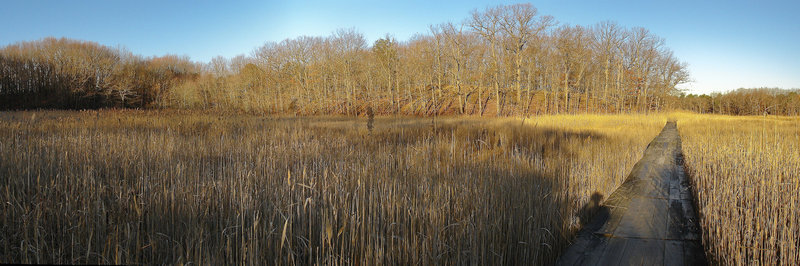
[[1, 0, 798, 94]]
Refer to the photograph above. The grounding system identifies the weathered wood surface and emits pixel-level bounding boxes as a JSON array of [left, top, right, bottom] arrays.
[[557, 121, 707, 266]]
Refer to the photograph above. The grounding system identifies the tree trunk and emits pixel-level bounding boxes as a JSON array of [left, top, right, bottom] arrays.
[[494, 72, 501, 116], [516, 55, 522, 106], [478, 72, 484, 116], [564, 71, 569, 113]]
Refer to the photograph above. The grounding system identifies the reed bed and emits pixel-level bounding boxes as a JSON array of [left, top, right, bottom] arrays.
[[0, 110, 664, 264], [678, 114, 800, 265]]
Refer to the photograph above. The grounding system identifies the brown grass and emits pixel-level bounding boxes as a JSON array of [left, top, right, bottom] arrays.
[[0, 110, 665, 264], [678, 113, 800, 265]]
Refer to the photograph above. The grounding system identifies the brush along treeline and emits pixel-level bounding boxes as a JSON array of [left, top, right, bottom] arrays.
[[0, 111, 664, 264], [678, 114, 800, 265]]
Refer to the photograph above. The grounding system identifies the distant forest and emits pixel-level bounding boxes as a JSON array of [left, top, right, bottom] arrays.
[[679, 88, 800, 116], [1, 3, 798, 115]]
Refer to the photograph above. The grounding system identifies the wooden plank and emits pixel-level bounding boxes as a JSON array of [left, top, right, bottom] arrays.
[[614, 197, 669, 239], [596, 237, 627, 266], [664, 240, 685, 266], [619, 238, 664, 266]]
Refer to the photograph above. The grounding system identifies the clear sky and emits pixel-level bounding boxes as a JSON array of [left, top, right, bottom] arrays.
[[1, 0, 798, 94]]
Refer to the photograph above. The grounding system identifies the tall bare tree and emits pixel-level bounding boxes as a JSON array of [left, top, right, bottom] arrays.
[[469, 5, 504, 115], [498, 3, 554, 106]]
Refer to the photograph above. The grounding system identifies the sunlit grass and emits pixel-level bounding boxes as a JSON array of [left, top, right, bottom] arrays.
[[0, 110, 664, 264], [677, 113, 800, 265]]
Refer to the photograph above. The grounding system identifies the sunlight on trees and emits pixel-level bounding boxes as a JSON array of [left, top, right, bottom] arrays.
[[2, 4, 796, 115]]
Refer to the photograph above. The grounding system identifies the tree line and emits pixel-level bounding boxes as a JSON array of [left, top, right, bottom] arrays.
[[678, 88, 800, 116], [6, 3, 795, 116], [0, 38, 197, 109], [170, 3, 690, 115]]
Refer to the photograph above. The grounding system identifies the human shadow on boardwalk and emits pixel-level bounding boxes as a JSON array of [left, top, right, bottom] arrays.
[[578, 192, 611, 233], [556, 121, 708, 266]]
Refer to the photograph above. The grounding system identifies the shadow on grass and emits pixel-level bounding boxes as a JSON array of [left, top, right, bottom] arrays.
[[0, 114, 616, 265]]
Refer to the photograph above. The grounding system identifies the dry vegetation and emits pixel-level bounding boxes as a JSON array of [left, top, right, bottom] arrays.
[[678, 113, 800, 265], [1, 4, 693, 115], [0, 110, 664, 264]]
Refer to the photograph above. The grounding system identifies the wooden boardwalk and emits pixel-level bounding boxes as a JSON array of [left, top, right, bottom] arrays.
[[557, 121, 707, 266]]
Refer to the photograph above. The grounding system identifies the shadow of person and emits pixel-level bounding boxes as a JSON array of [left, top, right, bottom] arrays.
[[578, 192, 609, 230]]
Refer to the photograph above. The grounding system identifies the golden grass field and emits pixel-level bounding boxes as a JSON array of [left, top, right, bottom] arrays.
[[2, 110, 798, 265], [0, 110, 665, 264], [677, 113, 800, 265]]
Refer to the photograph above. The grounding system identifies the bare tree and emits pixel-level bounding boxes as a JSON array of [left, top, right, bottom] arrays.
[[469, 5, 504, 115], [373, 35, 400, 113], [499, 3, 554, 107], [592, 21, 626, 111]]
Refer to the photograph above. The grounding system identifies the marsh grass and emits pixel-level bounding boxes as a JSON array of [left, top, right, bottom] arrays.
[[0, 110, 664, 264], [678, 113, 800, 265]]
